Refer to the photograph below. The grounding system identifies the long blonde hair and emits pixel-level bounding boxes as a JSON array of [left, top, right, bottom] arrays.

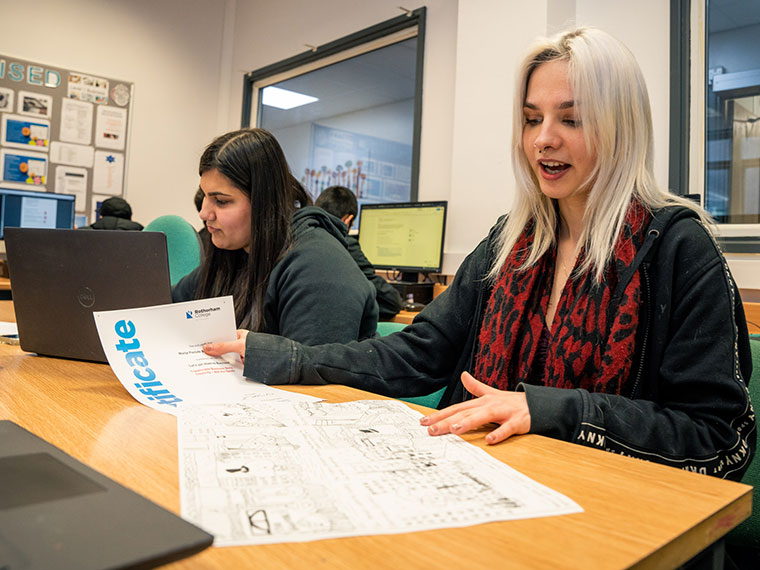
[[490, 27, 709, 281]]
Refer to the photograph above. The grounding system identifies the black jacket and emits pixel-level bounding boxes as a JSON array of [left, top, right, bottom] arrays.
[[173, 206, 378, 345], [242, 206, 755, 480], [84, 216, 144, 231], [345, 235, 403, 320]]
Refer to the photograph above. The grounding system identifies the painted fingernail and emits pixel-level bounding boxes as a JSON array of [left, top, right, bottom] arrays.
[[427, 425, 437, 435], [419, 417, 429, 425]]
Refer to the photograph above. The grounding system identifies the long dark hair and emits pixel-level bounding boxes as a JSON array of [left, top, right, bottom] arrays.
[[194, 128, 311, 330]]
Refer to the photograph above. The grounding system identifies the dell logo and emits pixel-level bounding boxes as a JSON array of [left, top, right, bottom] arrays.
[[77, 286, 95, 308]]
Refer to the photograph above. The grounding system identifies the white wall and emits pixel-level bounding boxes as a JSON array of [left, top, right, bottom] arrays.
[[0, 0, 227, 229], [443, 0, 671, 271]]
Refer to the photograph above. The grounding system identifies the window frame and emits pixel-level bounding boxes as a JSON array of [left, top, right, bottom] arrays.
[[241, 8, 426, 202], [671, 0, 760, 251]]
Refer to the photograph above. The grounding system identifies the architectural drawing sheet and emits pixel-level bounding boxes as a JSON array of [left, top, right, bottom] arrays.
[[178, 399, 582, 545]]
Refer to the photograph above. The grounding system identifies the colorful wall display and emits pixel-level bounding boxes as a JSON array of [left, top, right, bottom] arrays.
[[0, 54, 133, 225]]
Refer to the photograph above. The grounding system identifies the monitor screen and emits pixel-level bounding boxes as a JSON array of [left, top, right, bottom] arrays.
[[0, 186, 76, 239], [358, 201, 447, 277]]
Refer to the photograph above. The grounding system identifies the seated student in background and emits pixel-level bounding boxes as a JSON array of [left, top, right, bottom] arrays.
[[83, 197, 143, 230], [204, 28, 755, 480], [173, 128, 378, 344], [315, 186, 403, 320]]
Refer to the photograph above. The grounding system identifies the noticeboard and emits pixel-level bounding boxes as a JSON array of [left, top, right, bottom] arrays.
[[0, 54, 133, 226]]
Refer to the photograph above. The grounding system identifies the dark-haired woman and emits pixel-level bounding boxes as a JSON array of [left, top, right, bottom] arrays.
[[172, 128, 377, 344]]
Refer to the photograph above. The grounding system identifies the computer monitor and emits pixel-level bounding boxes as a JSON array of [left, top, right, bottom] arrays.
[[358, 200, 447, 283], [0, 186, 76, 240]]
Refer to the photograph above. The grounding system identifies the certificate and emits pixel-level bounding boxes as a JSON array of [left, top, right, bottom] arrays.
[[93, 297, 316, 415]]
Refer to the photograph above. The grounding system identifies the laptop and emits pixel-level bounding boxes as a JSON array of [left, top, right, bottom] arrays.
[[4, 228, 173, 362], [0, 420, 213, 569]]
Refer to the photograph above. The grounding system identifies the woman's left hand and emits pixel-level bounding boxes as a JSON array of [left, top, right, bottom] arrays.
[[203, 329, 249, 363], [420, 371, 531, 444]]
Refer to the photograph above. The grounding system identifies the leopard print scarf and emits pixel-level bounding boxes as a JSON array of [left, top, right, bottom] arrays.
[[474, 200, 650, 394]]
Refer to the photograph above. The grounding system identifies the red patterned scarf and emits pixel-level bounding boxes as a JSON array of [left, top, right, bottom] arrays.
[[474, 200, 651, 394]]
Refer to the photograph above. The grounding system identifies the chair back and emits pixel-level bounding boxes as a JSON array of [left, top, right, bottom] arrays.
[[376, 320, 445, 409], [143, 215, 202, 286], [727, 334, 760, 548]]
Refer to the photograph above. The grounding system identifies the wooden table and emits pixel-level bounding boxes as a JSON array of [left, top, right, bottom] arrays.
[[389, 309, 418, 325], [745, 301, 760, 334], [0, 301, 751, 569]]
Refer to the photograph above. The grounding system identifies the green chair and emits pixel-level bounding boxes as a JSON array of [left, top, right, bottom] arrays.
[[726, 335, 760, 553], [143, 215, 202, 286], [376, 320, 445, 409]]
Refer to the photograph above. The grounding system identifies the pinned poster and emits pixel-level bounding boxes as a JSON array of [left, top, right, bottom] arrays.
[[60, 99, 94, 145], [54, 165, 87, 211], [1, 114, 51, 150], [50, 141, 95, 168], [17, 90, 53, 119], [92, 150, 123, 195], [95, 105, 127, 150], [0, 87, 13, 112], [67, 72, 109, 104], [0, 149, 47, 186]]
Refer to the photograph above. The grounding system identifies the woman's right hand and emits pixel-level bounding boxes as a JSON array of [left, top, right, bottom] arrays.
[[203, 329, 249, 363]]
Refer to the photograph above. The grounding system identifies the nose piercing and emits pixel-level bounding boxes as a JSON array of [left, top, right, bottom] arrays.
[[534, 142, 543, 154]]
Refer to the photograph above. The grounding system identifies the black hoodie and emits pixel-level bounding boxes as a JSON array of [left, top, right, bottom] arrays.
[[172, 206, 378, 344], [242, 206, 755, 481]]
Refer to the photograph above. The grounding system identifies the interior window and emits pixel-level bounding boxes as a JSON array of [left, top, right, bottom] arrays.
[[242, 10, 424, 224]]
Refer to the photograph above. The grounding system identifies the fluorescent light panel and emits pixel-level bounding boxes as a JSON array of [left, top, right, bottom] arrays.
[[262, 86, 318, 110]]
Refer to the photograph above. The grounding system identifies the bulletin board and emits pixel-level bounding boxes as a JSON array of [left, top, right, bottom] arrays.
[[0, 54, 133, 226]]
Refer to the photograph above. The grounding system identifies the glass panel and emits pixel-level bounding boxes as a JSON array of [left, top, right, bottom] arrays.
[[705, 1, 760, 223], [257, 37, 417, 224]]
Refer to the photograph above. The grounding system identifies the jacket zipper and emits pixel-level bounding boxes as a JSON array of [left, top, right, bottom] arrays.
[[630, 262, 651, 397]]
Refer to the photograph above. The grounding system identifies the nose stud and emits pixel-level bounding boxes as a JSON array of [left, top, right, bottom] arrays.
[[534, 142, 543, 155]]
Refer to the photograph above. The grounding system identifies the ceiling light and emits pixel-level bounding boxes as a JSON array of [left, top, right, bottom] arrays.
[[261, 86, 318, 110]]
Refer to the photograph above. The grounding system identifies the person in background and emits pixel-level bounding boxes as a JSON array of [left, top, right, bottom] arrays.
[[84, 197, 143, 230], [173, 128, 377, 345], [315, 186, 403, 320], [204, 28, 755, 482]]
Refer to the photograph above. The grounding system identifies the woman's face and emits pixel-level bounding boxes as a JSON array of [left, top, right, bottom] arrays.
[[199, 168, 252, 252], [521, 60, 597, 204]]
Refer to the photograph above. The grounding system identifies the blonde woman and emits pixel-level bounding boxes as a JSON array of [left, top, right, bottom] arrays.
[[205, 28, 755, 480]]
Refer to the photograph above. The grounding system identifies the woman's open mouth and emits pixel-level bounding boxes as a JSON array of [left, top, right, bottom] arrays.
[[539, 160, 571, 176]]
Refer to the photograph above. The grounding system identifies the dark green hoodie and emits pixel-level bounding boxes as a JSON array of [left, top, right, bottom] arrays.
[[173, 206, 378, 344]]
